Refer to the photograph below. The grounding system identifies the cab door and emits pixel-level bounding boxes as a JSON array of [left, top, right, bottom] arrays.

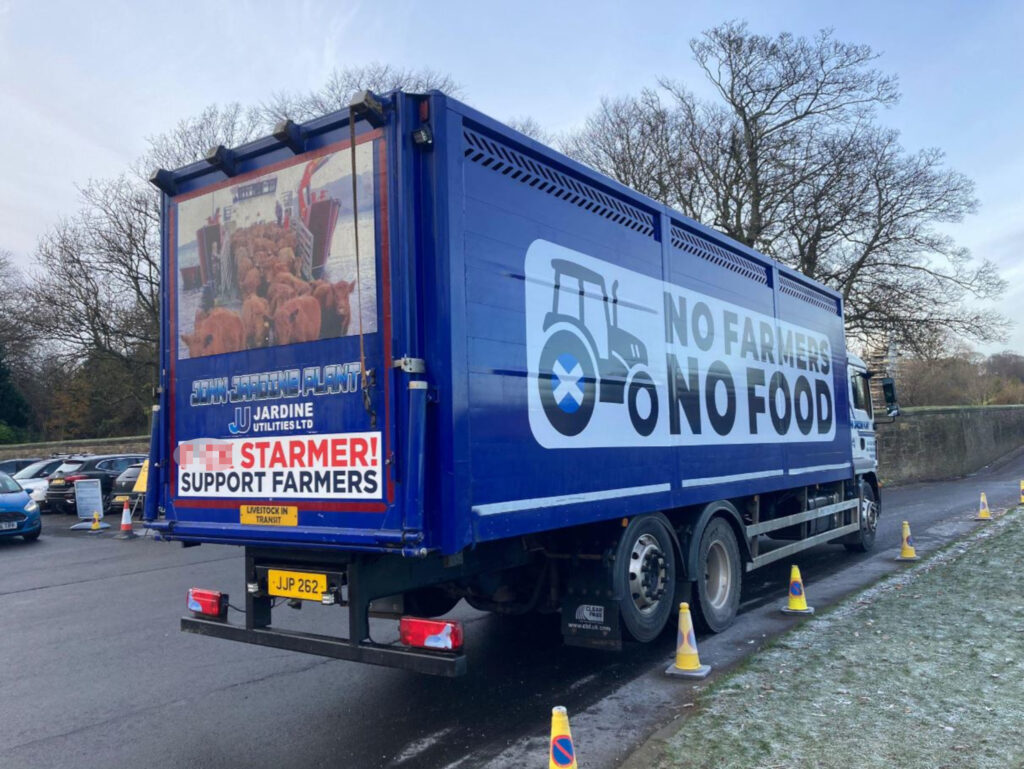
[[848, 366, 876, 473]]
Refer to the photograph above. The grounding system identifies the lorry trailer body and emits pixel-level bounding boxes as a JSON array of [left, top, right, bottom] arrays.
[[147, 90, 891, 675]]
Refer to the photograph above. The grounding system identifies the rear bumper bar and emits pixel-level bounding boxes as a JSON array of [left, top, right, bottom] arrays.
[[181, 616, 467, 677]]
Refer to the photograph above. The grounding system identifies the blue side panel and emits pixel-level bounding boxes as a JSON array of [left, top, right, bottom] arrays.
[[443, 99, 853, 549]]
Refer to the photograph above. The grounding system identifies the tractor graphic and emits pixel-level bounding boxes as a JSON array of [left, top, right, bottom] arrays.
[[538, 258, 658, 437]]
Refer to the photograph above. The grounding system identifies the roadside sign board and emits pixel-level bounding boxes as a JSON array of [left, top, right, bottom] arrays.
[[133, 460, 150, 494], [74, 479, 104, 520]]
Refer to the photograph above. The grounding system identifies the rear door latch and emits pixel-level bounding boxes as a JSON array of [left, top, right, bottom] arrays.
[[393, 357, 426, 374]]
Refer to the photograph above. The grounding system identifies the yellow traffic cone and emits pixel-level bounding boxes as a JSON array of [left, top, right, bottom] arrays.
[[665, 602, 711, 678], [975, 492, 991, 521], [1019, 480, 1023, 505], [88, 512, 102, 533], [781, 564, 814, 615], [897, 520, 919, 561], [548, 706, 578, 769]]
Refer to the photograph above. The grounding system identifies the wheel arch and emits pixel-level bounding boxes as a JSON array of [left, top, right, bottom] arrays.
[[680, 500, 751, 581], [861, 472, 880, 510]]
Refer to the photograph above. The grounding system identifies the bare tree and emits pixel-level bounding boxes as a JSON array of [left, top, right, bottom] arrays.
[[672, 21, 899, 248], [18, 64, 463, 438], [561, 91, 682, 204], [0, 250, 34, 437], [0, 250, 26, 362], [141, 102, 265, 173], [563, 22, 1006, 351], [506, 116, 555, 145], [255, 63, 463, 126]]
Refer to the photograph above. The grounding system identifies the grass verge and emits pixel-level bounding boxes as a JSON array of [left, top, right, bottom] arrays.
[[654, 508, 1024, 769]]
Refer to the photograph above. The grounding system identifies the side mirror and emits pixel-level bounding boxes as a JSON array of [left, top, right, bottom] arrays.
[[881, 377, 900, 417]]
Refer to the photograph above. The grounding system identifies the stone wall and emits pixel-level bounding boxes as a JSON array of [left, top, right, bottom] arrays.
[[0, 435, 149, 461], [876, 405, 1024, 485]]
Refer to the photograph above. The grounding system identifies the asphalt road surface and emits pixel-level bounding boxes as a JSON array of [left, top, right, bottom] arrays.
[[2, 450, 1021, 769]]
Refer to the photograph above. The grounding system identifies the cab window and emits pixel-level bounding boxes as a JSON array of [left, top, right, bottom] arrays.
[[851, 374, 873, 418]]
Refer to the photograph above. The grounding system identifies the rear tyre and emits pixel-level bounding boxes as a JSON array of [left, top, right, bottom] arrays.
[[693, 516, 742, 633], [614, 514, 676, 643], [843, 481, 878, 553]]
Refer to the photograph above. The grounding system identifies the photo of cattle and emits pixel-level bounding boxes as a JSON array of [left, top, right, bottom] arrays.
[[175, 142, 379, 359]]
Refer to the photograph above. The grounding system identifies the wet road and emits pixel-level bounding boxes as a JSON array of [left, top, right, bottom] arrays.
[[1, 449, 1021, 769]]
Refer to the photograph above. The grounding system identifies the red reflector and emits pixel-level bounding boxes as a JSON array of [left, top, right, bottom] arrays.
[[187, 588, 228, 619], [399, 617, 463, 651], [418, 99, 429, 122]]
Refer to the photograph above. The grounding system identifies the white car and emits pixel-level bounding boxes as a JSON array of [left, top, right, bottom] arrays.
[[12, 458, 67, 504]]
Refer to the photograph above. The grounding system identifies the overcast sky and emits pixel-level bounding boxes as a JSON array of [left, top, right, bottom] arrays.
[[1, 0, 1021, 353]]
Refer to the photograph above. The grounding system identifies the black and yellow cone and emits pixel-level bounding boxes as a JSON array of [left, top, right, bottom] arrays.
[[665, 602, 711, 678], [975, 492, 991, 521], [88, 512, 102, 533], [780, 564, 814, 615], [896, 520, 919, 561], [548, 706, 578, 769]]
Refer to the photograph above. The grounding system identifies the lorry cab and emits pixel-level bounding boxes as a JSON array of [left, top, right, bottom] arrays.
[[847, 354, 877, 476]]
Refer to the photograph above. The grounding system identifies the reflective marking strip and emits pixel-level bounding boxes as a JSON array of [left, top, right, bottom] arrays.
[[681, 470, 783, 488], [472, 483, 671, 516], [788, 462, 851, 475]]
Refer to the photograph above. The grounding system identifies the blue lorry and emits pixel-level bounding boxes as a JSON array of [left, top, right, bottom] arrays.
[[147, 90, 898, 676]]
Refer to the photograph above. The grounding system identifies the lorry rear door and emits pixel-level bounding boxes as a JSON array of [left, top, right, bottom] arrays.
[[159, 112, 404, 550]]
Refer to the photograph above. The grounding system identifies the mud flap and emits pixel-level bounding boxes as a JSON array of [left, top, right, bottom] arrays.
[[561, 598, 622, 650]]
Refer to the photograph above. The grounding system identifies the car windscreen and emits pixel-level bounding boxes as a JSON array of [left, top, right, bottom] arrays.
[[54, 462, 85, 474], [14, 459, 58, 480], [0, 473, 21, 493]]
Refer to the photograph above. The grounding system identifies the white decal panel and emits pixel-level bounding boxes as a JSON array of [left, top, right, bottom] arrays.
[[525, 240, 836, 449]]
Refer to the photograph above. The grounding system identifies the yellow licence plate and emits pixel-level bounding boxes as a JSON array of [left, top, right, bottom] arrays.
[[113, 495, 129, 503], [51, 479, 65, 486], [267, 569, 327, 601]]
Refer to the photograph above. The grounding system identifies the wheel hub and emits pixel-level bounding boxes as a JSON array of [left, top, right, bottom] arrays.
[[628, 533, 668, 614], [861, 496, 878, 533], [704, 540, 731, 611]]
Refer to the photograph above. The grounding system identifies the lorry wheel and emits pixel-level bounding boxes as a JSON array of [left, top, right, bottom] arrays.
[[538, 330, 596, 437], [626, 369, 658, 436], [843, 481, 878, 553], [693, 517, 741, 633], [614, 514, 676, 643]]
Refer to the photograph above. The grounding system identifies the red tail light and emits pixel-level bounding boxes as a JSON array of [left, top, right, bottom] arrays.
[[399, 617, 463, 651], [187, 588, 228, 620], [64, 475, 89, 483]]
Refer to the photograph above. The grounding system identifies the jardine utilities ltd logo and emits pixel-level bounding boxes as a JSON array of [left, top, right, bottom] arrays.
[[524, 240, 838, 450]]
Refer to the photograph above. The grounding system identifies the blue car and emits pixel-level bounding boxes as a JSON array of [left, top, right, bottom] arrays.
[[0, 471, 41, 542]]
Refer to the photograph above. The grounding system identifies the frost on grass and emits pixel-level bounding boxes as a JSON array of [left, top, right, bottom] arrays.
[[658, 510, 1024, 769]]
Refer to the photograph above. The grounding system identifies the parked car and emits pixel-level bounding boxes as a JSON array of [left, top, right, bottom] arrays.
[[0, 458, 42, 475], [0, 471, 41, 542], [107, 463, 146, 517], [37, 456, 92, 513], [45, 454, 146, 515], [12, 457, 69, 506]]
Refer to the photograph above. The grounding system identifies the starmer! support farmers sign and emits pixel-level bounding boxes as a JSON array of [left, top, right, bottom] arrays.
[[176, 433, 381, 500]]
